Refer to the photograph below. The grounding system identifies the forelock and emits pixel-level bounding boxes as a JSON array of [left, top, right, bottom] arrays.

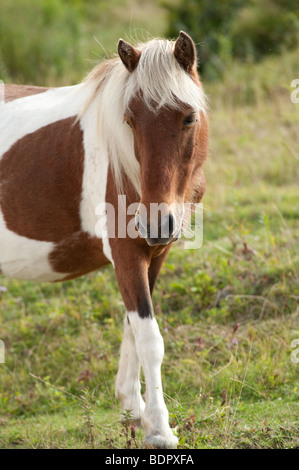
[[123, 39, 206, 114]]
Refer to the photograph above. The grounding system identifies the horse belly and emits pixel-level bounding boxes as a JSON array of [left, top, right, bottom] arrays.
[[0, 210, 110, 282]]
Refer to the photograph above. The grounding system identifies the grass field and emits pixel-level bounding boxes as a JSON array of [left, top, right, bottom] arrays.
[[0, 3, 299, 449]]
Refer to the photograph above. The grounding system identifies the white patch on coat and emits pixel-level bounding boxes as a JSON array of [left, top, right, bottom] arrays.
[[0, 85, 90, 160], [0, 211, 67, 282]]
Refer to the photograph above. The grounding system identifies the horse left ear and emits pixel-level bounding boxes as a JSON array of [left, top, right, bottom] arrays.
[[174, 31, 197, 73], [118, 39, 141, 73]]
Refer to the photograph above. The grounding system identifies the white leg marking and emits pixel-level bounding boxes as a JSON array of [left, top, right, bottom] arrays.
[[127, 312, 178, 449], [115, 315, 145, 425]]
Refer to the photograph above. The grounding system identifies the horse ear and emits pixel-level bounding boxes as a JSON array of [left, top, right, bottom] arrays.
[[118, 39, 141, 73], [174, 31, 197, 73]]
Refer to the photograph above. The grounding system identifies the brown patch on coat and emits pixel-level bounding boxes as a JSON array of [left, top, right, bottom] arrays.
[[49, 232, 110, 281], [0, 117, 84, 242], [4, 84, 49, 102]]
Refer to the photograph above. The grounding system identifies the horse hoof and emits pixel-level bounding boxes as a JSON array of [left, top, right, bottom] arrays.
[[143, 432, 178, 449]]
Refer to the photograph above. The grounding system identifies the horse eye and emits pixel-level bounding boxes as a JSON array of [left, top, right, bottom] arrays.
[[125, 120, 132, 128], [183, 113, 197, 126]]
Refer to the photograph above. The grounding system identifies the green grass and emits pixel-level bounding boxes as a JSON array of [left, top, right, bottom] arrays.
[[0, 2, 299, 449]]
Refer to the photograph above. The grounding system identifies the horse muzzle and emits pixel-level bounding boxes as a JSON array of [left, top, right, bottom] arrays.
[[135, 211, 180, 246]]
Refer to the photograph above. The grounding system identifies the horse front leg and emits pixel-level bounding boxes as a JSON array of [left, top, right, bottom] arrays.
[[115, 313, 145, 426], [127, 311, 177, 449], [113, 244, 178, 449]]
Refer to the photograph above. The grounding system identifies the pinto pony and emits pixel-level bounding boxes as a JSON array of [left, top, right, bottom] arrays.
[[0, 32, 208, 448]]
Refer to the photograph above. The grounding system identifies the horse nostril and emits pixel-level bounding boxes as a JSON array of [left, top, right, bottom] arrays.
[[168, 213, 175, 236], [160, 213, 176, 239], [136, 210, 176, 242]]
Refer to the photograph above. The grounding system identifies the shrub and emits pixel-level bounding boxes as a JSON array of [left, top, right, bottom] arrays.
[[164, 0, 299, 79]]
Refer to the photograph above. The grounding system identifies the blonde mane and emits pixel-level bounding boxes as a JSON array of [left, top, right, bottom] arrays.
[[80, 38, 207, 195]]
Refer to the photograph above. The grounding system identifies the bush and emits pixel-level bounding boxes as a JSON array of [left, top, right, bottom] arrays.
[[164, 0, 299, 79]]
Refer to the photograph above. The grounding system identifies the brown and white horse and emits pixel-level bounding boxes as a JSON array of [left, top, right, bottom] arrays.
[[0, 32, 208, 448]]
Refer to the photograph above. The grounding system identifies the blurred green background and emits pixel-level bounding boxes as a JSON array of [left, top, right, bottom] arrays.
[[0, 0, 166, 85], [0, 0, 298, 85]]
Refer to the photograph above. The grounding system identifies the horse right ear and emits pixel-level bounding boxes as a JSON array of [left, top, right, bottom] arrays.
[[118, 39, 141, 73]]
